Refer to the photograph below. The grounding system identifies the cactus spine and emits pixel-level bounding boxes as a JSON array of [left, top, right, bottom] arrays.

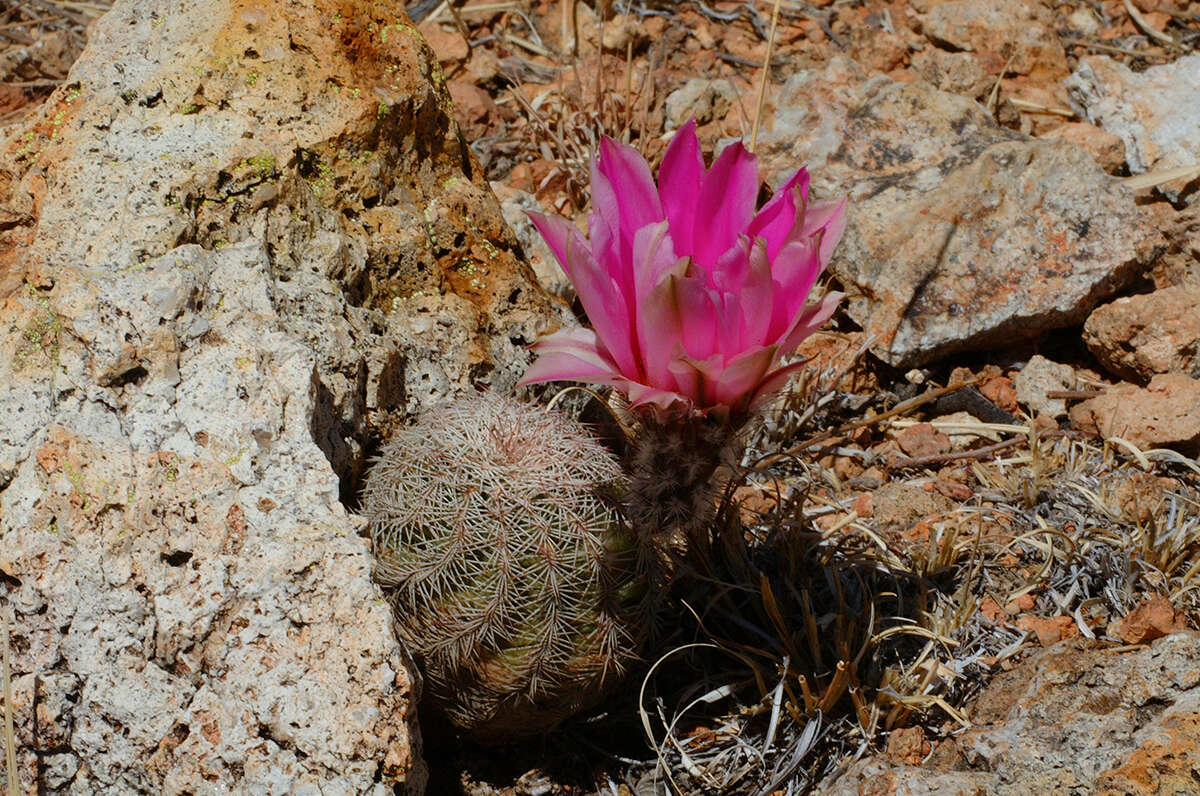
[[362, 392, 651, 740]]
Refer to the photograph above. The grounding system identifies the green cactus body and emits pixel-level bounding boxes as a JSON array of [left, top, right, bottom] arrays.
[[362, 392, 650, 740]]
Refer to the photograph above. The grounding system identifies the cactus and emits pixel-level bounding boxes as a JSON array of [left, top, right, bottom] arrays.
[[361, 392, 652, 740]]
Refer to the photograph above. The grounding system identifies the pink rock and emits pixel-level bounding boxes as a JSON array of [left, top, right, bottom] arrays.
[[1070, 373, 1200, 454], [1083, 285, 1200, 383]]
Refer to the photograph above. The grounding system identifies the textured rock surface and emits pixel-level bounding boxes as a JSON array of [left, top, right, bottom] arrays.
[[757, 59, 1161, 368], [820, 633, 1200, 794], [1013, 355, 1076, 419], [918, 0, 1070, 83], [1070, 374, 1200, 455], [1067, 55, 1200, 203], [0, 0, 565, 791], [1083, 285, 1200, 383], [1039, 121, 1126, 173]]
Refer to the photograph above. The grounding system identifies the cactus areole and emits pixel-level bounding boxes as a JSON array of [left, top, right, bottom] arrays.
[[361, 393, 651, 740]]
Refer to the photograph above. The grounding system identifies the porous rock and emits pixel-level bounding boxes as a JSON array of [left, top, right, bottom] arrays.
[[1013, 354, 1076, 419], [820, 633, 1200, 794], [1083, 285, 1200, 383], [1070, 374, 1200, 455], [919, 0, 1070, 83], [757, 58, 1161, 368], [0, 0, 565, 791], [664, 77, 738, 129], [1067, 55, 1200, 203]]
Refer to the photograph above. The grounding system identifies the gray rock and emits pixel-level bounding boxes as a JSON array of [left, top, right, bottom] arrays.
[[820, 633, 1200, 794], [0, 0, 565, 791], [1067, 55, 1200, 203], [757, 59, 1162, 368], [1013, 355, 1076, 419], [664, 77, 738, 130]]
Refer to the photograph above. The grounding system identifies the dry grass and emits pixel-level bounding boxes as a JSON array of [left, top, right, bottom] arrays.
[[604, 355, 1200, 794]]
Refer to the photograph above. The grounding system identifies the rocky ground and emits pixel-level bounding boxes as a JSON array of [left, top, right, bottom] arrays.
[[1, 0, 1198, 794]]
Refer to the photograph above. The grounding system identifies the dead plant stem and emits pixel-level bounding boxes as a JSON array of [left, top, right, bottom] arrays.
[[749, 0, 782, 152]]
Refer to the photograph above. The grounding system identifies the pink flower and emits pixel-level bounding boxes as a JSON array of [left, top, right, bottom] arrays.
[[519, 119, 847, 423]]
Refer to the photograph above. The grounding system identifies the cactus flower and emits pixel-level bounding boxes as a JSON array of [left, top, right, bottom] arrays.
[[520, 119, 847, 423]]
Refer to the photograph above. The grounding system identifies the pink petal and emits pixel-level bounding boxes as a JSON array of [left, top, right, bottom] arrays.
[[624, 382, 691, 418], [562, 232, 640, 379], [666, 356, 703, 407], [591, 137, 664, 267], [747, 360, 809, 412], [765, 236, 823, 342], [632, 227, 689, 389], [670, 352, 724, 408], [518, 328, 623, 387], [736, 237, 774, 349], [658, 119, 705, 257], [528, 211, 587, 278], [802, 197, 848, 264], [747, 168, 811, 260], [674, 276, 721, 361], [692, 142, 759, 268], [708, 345, 777, 409], [778, 291, 842, 353]]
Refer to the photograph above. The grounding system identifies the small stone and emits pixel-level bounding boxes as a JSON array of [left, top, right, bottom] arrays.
[[1015, 614, 1078, 646], [1070, 374, 1200, 454], [600, 14, 647, 53], [1083, 285, 1200, 383], [1013, 355, 1076, 419], [664, 78, 737, 130], [1110, 596, 1180, 644], [911, 49, 991, 97], [919, 0, 1070, 82], [1039, 122, 1126, 173], [897, 423, 952, 458], [885, 727, 932, 766], [417, 20, 469, 65], [1067, 7, 1102, 35]]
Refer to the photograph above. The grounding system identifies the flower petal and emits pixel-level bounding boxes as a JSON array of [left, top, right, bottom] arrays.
[[528, 211, 586, 278], [802, 197, 848, 264], [747, 167, 811, 260], [778, 291, 842, 353], [747, 359, 809, 412], [765, 236, 824, 342], [674, 275, 721, 361], [518, 328, 623, 387], [658, 119, 705, 256], [624, 382, 691, 418], [692, 142, 758, 268], [592, 137, 664, 265], [708, 345, 777, 410], [563, 232, 640, 379], [633, 227, 689, 389]]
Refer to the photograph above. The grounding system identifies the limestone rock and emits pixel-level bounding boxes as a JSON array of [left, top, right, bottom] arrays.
[[0, 0, 564, 791], [757, 59, 1161, 368], [1013, 355, 1076, 419], [1070, 374, 1200, 455], [1038, 121, 1126, 173], [919, 0, 1070, 83], [1083, 285, 1200, 383], [820, 633, 1200, 794], [664, 78, 738, 130], [1067, 55, 1200, 203]]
